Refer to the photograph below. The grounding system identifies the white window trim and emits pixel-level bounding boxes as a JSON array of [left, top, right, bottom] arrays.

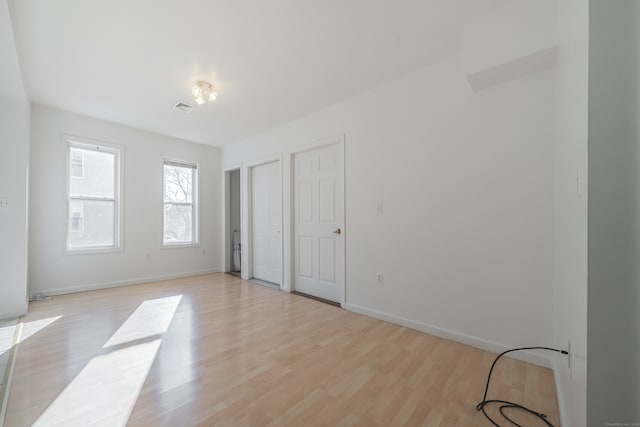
[[65, 137, 124, 255], [161, 156, 200, 248]]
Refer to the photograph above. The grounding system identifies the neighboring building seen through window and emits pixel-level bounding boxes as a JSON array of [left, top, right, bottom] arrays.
[[67, 142, 120, 251], [70, 210, 84, 232], [70, 148, 84, 178], [163, 160, 198, 245]]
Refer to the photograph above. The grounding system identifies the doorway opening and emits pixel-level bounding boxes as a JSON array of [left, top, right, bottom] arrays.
[[225, 168, 241, 276]]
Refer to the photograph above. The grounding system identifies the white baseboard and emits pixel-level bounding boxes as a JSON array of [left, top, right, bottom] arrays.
[[343, 302, 553, 368], [0, 300, 28, 321], [0, 310, 27, 322], [29, 269, 221, 297]]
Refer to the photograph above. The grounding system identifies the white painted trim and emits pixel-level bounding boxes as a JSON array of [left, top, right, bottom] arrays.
[[29, 269, 220, 297], [289, 132, 346, 156], [343, 302, 553, 368], [553, 359, 569, 427], [289, 134, 346, 304], [242, 154, 284, 287], [0, 311, 25, 323], [244, 154, 283, 168], [160, 243, 201, 250], [64, 246, 125, 256], [224, 165, 242, 172], [161, 155, 200, 247]]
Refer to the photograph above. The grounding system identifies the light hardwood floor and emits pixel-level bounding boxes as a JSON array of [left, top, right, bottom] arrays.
[[4, 273, 559, 426]]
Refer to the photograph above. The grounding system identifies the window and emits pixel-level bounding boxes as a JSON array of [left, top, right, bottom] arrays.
[[163, 159, 198, 245], [67, 142, 121, 251], [70, 210, 84, 232], [70, 148, 84, 178]]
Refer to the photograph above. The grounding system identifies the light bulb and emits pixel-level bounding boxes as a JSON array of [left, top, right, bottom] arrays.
[[192, 81, 216, 104]]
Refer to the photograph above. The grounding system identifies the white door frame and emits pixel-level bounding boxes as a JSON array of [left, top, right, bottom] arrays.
[[289, 134, 346, 306], [223, 166, 241, 273], [242, 154, 284, 286]]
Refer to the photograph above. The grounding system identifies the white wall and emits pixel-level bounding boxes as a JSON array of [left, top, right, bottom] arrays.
[[0, 98, 30, 319], [29, 105, 221, 295], [588, 1, 640, 424], [223, 50, 556, 364], [552, 1, 589, 426], [463, 0, 558, 77], [0, 0, 30, 319]]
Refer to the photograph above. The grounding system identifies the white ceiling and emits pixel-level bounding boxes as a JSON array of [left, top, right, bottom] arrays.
[[10, 0, 500, 147], [0, 0, 26, 102]]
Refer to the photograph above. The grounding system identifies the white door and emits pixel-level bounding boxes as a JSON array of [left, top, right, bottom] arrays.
[[293, 143, 344, 302], [251, 161, 282, 285]]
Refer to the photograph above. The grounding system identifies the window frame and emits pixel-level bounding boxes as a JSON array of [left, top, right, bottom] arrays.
[[65, 139, 123, 254], [161, 157, 200, 248]]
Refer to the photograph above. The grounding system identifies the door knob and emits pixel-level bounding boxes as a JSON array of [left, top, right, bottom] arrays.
[[333, 228, 341, 235]]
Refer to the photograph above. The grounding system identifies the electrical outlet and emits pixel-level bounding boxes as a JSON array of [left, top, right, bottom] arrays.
[[0, 197, 8, 210], [376, 273, 384, 285], [377, 203, 384, 215], [202, 249, 206, 255]]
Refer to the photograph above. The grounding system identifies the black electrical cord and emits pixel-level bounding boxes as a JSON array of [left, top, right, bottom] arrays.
[[476, 346, 569, 427]]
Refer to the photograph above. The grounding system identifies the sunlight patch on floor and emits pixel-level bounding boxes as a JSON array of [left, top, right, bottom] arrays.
[[32, 295, 183, 427], [19, 316, 62, 343], [104, 295, 182, 348], [32, 339, 161, 427], [0, 321, 17, 359]]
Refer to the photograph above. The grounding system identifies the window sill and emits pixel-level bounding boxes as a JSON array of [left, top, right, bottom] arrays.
[[161, 243, 201, 250], [65, 246, 123, 256]]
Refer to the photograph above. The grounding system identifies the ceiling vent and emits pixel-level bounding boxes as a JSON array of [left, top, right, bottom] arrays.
[[173, 101, 193, 113]]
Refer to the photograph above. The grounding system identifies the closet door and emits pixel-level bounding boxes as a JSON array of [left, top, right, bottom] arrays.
[[251, 161, 282, 285]]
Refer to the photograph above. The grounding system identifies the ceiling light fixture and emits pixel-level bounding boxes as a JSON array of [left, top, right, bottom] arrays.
[[192, 81, 217, 104]]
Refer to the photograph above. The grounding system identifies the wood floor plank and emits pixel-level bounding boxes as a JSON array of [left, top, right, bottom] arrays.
[[4, 273, 560, 426]]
